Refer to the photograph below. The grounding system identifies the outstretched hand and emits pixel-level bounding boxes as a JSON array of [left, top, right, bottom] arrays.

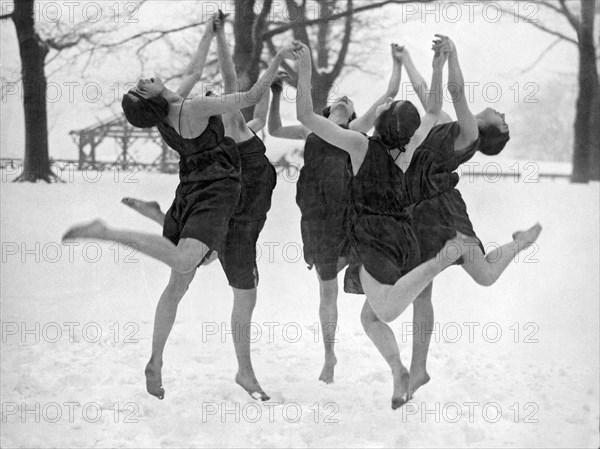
[[212, 10, 229, 33], [432, 34, 455, 54], [391, 43, 406, 63], [277, 41, 303, 61], [271, 70, 292, 92], [292, 41, 311, 65]]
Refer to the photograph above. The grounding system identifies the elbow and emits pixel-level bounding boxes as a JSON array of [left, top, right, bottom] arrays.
[[426, 104, 442, 115], [296, 108, 312, 125], [387, 87, 399, 98], [268, 121, 280, 135], [251, 119, 265, 133], [222, 75, 237, 90]]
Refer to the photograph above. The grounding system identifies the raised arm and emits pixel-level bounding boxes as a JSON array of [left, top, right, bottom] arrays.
[[426, 42, 448, 116], [401, 47, 429, 110], [213, 13, 254, 139], [349, 43, 402, 133], [267, 72, 310, 140], [187, 44, 295, 119], [247, 85, 270, 132], [438, 35, 478, 149], [176, 17, 215, 99], [215, 16, 237, 93], [398, 43, 449, 169], [294, 43, 367, 171]]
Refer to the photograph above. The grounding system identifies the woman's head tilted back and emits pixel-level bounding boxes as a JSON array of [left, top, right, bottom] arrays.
[[476, 107, 510, 156], [374, 99, 421, 151], [322, 96, 357, 126], [122, 77, 169, 128]]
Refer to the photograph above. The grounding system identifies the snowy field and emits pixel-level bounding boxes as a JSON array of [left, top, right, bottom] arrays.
[[1, 163, 599, 448]]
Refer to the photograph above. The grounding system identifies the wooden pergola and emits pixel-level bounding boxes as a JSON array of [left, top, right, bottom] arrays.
[[69, 115, 179, 172]]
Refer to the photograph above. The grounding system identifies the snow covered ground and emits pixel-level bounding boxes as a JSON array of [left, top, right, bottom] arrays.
[[1, 165, 599, 448]]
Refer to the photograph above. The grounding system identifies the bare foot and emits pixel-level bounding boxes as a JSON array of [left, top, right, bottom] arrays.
[[62, 219, 107, 241], [145, 360, 165, 400], [512, 223, 542, 251], [318, 355, 337, 384], [391, 366, 411, 410], [121, 198, 164, 225], [408, 369, 430, 400], [235, 372, 270, 401]]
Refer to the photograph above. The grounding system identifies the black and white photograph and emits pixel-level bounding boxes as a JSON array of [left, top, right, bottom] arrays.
[[1, 0, 599, 447]]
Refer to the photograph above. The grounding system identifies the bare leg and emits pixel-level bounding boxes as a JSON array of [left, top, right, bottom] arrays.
[[409, 283, 433, 399], [231, 287, 270, 401], [361, 233, 468, 323], [146, 268, 197, 399], [63, 219, 209, 273], [121, 197, 165, 226], [462, 223, 542, 286], [316, 257, 347, 384], [317, 277, 338, 384], [360, 300, 410, 410]]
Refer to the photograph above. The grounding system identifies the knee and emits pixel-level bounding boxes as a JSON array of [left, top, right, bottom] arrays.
[[166, 280, 191, 298], [473, 272, 495, 287], [361, 305, 394, 326], [376, 309, 396, 324], [360, 308, 374, 328], [319, 280, 338, 301], [173, 250, 203, 274]]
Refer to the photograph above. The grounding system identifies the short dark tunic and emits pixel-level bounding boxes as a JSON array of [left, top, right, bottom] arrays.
[[157, 116, 241, 253], [405, 121, 483, 263], [296, 133, 354, 281], [343, 138, 420, 294], [218, 132, 277, 289]]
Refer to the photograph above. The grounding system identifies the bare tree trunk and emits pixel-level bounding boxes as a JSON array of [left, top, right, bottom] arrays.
[[233, 0, 273, 121], [311, 75, 335, 113], [233, 0, 257, 91], [589, 71, 600, 181], [11, 0, 56, 182], [571, 0, 597, 183]]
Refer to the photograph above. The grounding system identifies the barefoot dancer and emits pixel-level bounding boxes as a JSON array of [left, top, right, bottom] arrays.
[[122, 15, 277, 401], [341, 39, 454, 403], [349, 36, 541, 400], [401, 36, 542, 398], [293, 42, 470, 409], [63, 17, 296, 399], [267, 44, 404, 384]]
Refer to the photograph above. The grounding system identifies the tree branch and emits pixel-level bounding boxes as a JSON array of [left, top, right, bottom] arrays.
[[330, 0, 353, 81], [498, 5, 578, 45], [557, 0, 580, 30], [251, 0, 273, 67], [91, 22, 201, 51], [517, 36, 563, 74], [262, 0, 433, 40], [0, 13, 12, 20]]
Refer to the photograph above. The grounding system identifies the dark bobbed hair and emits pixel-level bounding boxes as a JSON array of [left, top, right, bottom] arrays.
[[322, 105, 357, 125], [122, 90, 169, 128], [375, 100, 421, 151], [479, 124, 510, 156]]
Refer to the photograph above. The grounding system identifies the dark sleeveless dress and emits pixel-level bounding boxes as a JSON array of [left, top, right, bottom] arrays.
[[157, 116, 241, 254], [343, 138, 420, 294], [405, 121, 484, 263], [218, 132, 277, 289], [296, 133, 354, 281]]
